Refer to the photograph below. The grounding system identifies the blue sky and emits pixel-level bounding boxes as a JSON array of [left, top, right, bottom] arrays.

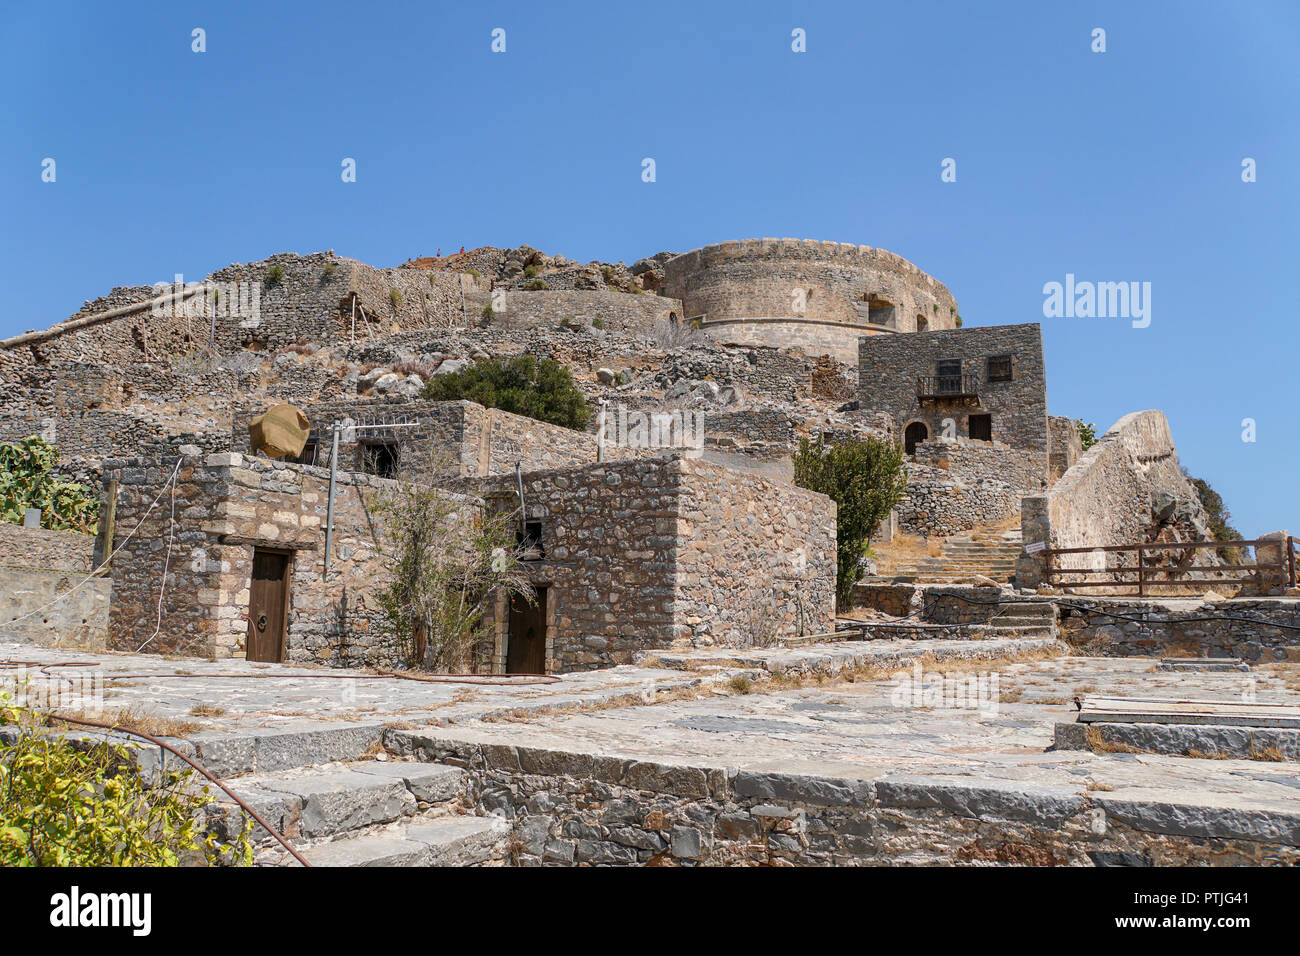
[[1, 1, 1296, 536]]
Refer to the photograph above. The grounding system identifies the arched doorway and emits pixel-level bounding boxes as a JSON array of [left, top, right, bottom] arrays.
[[904, 421, 928, 456]]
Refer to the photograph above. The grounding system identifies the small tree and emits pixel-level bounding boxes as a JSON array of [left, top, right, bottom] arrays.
[[375, 475, 534, 670], [0, 436, 98, 533], [422, 354, 591, 431], [794, 435, 907, 608]]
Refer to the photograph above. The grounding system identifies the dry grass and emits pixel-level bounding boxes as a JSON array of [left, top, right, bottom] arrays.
[[189, 704, 225, 718], [56, 706, 203, 739], [1085, 780, 1115, 792], [1249, 744, 1289, 762], [727, 675, 754, 695], [1085, 726, 1146, 755]]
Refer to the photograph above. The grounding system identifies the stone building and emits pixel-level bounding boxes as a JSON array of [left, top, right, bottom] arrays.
[[456, 455, 837, 672], [660, 238, 959, 363], [100, 451, 461, 666], [858, 322, 1050, 478]]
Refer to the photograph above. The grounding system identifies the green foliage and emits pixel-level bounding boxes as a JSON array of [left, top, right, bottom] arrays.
[[1076, 420, 1099, 451], [0, 436, 98, 533], [793, 435, 907, 608], [954, 314, 963, 327], [264, 264, 284, 285], [523, 264, 540, 280], [591, 316, 605, 329], [376, 474, 533, 670], [0, 703, 252, 867], [389, 288, 403, 308], [422, 355, 591, 431], [1183, 470, 1247, 562], [480, 303, 496, 321], [321, 262, 338, 279], [523, 279, 548, 291], [463, 269, 480, 279]]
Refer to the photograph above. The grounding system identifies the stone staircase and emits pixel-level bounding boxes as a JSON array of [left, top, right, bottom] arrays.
[[870, 528, 1024, 584], [981, 600, 1056, 640], [205, 730, 509, 866]]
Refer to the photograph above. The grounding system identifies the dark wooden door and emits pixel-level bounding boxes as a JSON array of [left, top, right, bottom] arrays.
[[506, 587, 547, 674], [247, 549, 290, 663]]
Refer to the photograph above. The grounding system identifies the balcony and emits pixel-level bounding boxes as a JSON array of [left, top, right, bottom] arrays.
[[917, 374, 980, 403]]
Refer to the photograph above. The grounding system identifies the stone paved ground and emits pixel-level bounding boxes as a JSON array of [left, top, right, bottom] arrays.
[[5, 639, 1300, 833]]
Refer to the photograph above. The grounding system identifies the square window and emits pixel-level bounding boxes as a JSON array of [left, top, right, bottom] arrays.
[[969, 414, 992, 442], [987, 355, 1013, 382], [358, 441, 400, 477]]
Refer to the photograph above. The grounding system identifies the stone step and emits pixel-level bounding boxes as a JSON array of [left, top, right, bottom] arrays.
[[214, 760, 464, 842], [295, 814, 510, 867]]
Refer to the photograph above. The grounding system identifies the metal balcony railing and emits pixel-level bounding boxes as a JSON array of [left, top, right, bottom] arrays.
[[917, 374, 979, 399]]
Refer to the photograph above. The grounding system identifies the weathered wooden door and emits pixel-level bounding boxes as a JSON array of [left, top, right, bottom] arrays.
[[247, 549, 290, 663], [506, 587, 547, 674]]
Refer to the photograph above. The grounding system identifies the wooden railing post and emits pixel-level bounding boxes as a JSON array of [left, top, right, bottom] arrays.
[[1137, 547, 1145, 598]]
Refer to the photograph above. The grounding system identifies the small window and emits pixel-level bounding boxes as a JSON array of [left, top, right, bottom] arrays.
[[293, 439, 318, 466], [987, 355, 1013, 382], [969, 414, 992, 442], [517, 521, 544, 559], [916, 315, 928, 332], [358, 441, 400, 477]]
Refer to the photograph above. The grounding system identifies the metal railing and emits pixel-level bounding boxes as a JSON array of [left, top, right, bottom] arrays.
[[1041, 537, 1296, 596], [917, 374, 979, 399]]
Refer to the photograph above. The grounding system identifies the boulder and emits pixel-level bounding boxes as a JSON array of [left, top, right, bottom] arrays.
[[596, 367, 617, 385], [433, 359, 467, 376]]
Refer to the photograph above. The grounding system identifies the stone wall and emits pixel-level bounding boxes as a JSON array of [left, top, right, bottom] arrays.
[[897, 439, 1048, 537], [1017, 410, 1219, 586], [1048, 415, 1082, 482], [0, 523, 107, 649], [102, 452, 479, 665], [461, 457, 835, 672], [700, 317, 889, 365], [859, 323, 1050, 479], [1055, 597, 1300, 663], [661, 238, 959, 335], [389, 732, 1300, 866], [231, 398, 622, 481], [466, 288, 681, 337]]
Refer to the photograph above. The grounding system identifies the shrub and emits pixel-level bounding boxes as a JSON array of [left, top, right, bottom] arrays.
[[463, 269, 480, 279], [376, 472, 533, 669], [591, 317, 605, 329], [1076, 420, 1098, 451], [523, 279, 547, 291], [423, 355, 591, 430], [480, 303, 495, 321], [793, 435, 907, 608], [321, 262, 338, 279], [0, 703, 253, 866], [523, 264, 540, 280], [264, 264, 284, 285], [0, 437, 98, 533], [389, 288, 403, 308]]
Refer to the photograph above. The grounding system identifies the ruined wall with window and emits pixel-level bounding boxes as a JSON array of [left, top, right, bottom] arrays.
[[231, 398, 629, 482], [858, 323, 1050, 482], [0, 523, 108, 650]]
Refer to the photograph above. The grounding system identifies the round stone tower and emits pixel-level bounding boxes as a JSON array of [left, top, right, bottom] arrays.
[[660, 238, 959, 363]]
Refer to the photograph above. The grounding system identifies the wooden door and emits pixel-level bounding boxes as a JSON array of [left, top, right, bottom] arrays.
[[506, 587, 547, 674], [247, 549, 290, 662]]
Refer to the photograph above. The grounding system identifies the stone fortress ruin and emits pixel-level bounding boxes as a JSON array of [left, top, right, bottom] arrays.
[[3, 236, 1299, 868]]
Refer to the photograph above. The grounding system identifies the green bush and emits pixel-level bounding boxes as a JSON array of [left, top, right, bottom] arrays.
[[0, 704, 252, 866], [389, 288, 403, 308], [591, 317, 605, 329], [0, 436, 98, 533], [1076, 420, 1099, 451], [480, 303, 495, 321], [794, 435, 907, 608], [523, 264, 540, 280], [523, 279, 548, 291], [422, 355, 591, 431], [264, 264, 284, 285]]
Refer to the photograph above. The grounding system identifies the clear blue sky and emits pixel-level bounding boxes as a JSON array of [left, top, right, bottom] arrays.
[[1, 1, 1296, 537]]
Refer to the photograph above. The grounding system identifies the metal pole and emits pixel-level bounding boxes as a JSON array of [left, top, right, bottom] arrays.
[[324, 421, 341, 573]]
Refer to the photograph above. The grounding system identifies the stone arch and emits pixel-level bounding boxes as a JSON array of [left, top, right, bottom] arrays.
[[904, 421, 928, 456]]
